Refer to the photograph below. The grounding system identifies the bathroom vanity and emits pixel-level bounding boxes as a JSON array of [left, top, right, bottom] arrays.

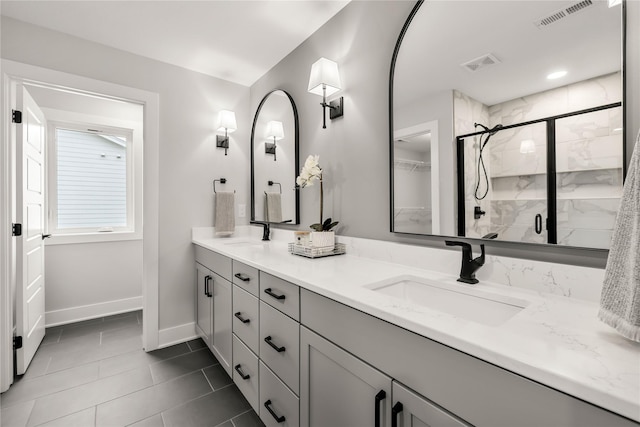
[[193, 228, 640, 427]]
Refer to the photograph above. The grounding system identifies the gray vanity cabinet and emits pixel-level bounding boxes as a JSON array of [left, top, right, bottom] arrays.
[[194, 246, 233, 377], [300, 326, 392, 427], [392, 382, 470, 427]]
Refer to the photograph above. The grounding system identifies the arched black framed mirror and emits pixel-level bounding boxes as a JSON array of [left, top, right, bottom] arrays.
[[251, 89, 300, 224], [390, 0, 626, 250]]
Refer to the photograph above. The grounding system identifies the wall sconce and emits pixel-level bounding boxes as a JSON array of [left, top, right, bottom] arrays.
[[520, 139, 536, 154], [264, 120, 284, 161], [308, 57, 344, 129], [216, 110, 237, 155]]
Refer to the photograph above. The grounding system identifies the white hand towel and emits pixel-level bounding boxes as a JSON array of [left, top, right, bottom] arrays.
[[265, 192, 283, 223], [598, 130, 640, 342], [214, 191, 235, 236]]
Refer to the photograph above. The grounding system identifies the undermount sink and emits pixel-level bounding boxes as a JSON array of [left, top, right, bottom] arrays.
[[366, 275, 528, 327]]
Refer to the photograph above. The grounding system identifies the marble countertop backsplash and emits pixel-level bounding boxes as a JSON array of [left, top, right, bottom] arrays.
[[192, 226, 639, 422]]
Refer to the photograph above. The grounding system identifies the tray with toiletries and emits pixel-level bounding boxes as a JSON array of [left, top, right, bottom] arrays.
[[288, 243, 346, 258]]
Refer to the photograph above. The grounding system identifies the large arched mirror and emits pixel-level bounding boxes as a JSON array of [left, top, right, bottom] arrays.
[[251, 89, 300, 224], [391, 0, 625, 250]]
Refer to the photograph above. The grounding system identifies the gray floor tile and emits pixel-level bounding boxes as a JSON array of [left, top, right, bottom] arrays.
[[101, 323, 143, 345], [129, 414, 164, 427], [1, 362, 100, 408], [149, 349, 218, 384], [203, 364, 233, 390], [231, 410, 265, 427], [0, 400, 34, 427], [214, 422, 233, 427], [186, 339, 207, 352], [40, 329, 62, 346], [162, 385, 251, 427], [27, 366, 152, 426], [47, 334, 142, 374], [36, 407, 96, 427], [95, 370, 212, 427], [99, 344, 191, 379]]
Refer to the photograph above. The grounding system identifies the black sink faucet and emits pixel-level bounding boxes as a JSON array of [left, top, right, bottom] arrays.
[[444, 240, 485, 284], [250, 221, 271, 241]]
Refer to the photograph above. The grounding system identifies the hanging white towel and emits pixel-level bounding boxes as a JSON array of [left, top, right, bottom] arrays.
[[598, 130, 640, 342], [265, 192, 283, 223], [214, 191, 235, 236]]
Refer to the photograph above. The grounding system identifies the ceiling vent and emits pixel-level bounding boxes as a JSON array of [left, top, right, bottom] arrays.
[[460, 53, 501, 73], [534, 0, 594, 29]]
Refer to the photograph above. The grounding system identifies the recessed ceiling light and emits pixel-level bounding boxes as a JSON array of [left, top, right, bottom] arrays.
[[547, 70, 567, 80]]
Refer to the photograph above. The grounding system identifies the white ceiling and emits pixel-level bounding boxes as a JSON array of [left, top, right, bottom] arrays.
[[0, 0, 350, 87], [395, 0, 622, 108]]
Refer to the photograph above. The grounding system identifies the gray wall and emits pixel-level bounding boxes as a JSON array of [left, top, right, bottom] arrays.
[[1, 16, 251, 331], [251, 0, 640, 268]]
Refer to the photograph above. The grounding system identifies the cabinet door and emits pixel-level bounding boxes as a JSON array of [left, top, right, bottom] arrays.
[[392, 382, 470, 427], [300, 326, 392, 427], [212, 273, 233, 376], [195, 263, 212, 346]]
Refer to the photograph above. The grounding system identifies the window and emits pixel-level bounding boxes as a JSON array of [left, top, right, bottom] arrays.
[[48, 122, 136, 238]]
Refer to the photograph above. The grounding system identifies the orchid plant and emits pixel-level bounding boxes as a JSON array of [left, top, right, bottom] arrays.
[[296, 155, 339, 232]]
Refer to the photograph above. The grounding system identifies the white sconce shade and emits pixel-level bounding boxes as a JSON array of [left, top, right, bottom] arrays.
[[520, 139, 536, 154], [308, 58, 341, 96], [265, 121, 285, 141], [217, 110, 237, 133], [308, 57, 344, 128]]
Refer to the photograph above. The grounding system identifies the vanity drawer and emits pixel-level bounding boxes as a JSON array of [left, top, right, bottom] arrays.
[[260, 301, 300, 395], [260, 272, 300, 321], [260, 361, 299, 427], [194, 245, 232, 281], [233, 285, 259, 353], [233, 260, 259, 296], [233, 335, 259, 414]]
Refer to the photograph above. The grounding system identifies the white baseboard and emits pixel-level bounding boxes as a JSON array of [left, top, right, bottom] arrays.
[[158, 322, 197, 349], [45, 296, 143, 327]]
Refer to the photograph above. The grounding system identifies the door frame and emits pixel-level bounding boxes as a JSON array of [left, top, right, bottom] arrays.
[[0, 60, 160, 392]]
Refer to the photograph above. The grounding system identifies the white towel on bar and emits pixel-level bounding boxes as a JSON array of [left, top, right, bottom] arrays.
[[598, 130, 640, 342], [214, 191, 235, 236], [265, 192, 282, 223]]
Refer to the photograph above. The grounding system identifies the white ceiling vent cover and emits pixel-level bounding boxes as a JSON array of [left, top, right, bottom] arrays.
[[461, 53, 501, 73], [534, 0, 594, 28]]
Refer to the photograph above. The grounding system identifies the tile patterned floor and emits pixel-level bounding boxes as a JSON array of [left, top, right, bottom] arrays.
[[0, 311, 264, 427]]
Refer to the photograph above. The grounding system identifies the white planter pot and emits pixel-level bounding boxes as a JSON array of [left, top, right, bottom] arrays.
[[310, 231, 335, 249]]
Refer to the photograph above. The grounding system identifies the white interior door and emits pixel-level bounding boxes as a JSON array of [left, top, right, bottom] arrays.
[[15, 84, 47, 375]]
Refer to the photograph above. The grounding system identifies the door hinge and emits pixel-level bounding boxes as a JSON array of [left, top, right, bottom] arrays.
[[13, 336, 23, 350], [12, 223, 22, 236], [12, 110, 22, 124]]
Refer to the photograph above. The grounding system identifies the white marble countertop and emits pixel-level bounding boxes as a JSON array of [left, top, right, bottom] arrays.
[[192, 229, 640, 422]]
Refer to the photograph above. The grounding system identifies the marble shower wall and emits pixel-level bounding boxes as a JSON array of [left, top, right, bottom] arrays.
[[453, 90, 490, 238], [454, 72, 622, 248]]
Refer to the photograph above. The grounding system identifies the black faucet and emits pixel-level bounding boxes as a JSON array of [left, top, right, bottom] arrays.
[[250, 221, 271, 241], [444, 240, 485, 284]]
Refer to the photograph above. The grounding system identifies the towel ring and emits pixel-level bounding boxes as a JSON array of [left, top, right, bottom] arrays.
[[213, 178, 235, 193], [268, 180, 282, 194]]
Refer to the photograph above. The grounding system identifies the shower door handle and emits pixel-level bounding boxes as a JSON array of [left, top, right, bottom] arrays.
[[535, 214, 543, 234]]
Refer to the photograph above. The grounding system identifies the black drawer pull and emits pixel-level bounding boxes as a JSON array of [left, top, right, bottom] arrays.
[[264, 399, 286, 423], [234, 312, 250, 324], [204, 275, 212, 297], [535, 213, 543, 234], [234, 273, 251, 282], [392, 402, 403, 427], [264, 336, 286, 352], [375, 390, 386, 427], [234, 364, 250, 380], [264, 288, 286, 300]]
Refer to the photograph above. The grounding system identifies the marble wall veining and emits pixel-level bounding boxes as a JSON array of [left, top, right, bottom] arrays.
[[455, 73, 623, 248]]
